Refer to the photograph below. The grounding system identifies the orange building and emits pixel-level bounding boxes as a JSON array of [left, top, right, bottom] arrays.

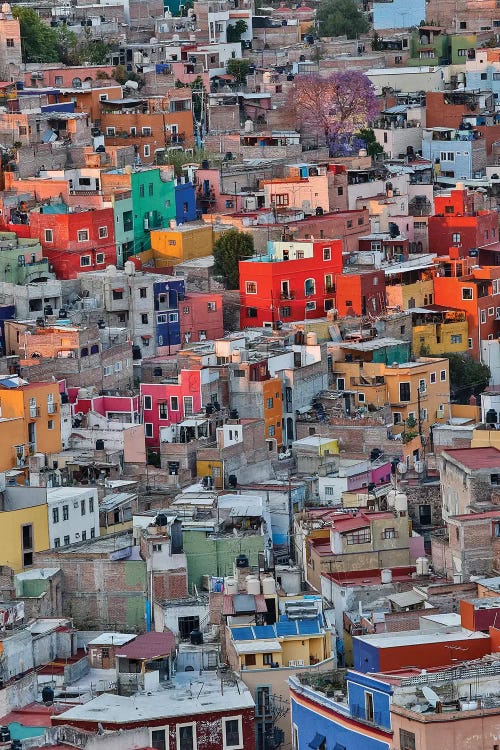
[[58, 83, 123, 123], [428, 186, 498, 257], [100, 92, 194, 166], [0, 378, 62, 468]]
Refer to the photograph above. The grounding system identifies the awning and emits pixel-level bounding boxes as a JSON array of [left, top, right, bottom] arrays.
[[309, 734, 326, 750], [141, 334, 152, 339], [113, 287, 124, 293]]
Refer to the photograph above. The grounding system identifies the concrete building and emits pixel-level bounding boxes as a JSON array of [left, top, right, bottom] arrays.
[[46, 486, 99, 548]]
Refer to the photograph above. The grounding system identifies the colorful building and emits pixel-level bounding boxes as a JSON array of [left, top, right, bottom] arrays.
[[239, 239, 343, 327], [0, 497, 50, 571], [411, 308, 469, 355], [335, 270, 386, 318], [150, 223, 214, 266], [228, 360, 284, 446], [428, 187, 498, 257], [29, 205, 116, 279]]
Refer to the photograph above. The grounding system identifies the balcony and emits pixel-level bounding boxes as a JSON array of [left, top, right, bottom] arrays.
[[280, 292, 295, 300], [29, 407, 40, 419], [48, 403, 58, 415]]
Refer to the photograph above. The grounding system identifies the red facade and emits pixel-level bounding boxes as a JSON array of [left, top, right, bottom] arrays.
[[140, 369, 203, 446], [335, 270, 386, 318], [428, 188, 498, 257], [179, 292, 224, 345], [239, 239, 343, 327], [29, 207, 116, 279]]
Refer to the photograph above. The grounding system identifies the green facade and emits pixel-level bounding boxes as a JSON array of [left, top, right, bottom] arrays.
[[449, 34, 477, 65], [372, 342, 411, 365], [0, 233, 50, 284], [111, 193, 134, 268], [182, 531, 265, 591], [130, 168, 176, 255]]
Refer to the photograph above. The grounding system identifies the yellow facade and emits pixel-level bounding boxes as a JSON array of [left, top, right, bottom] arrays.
[[413, 319, 468, 356], [0, 504, 50, 571], [196, 458, 224, 488], [386, 278, 434, 310], [0, 417, 29, 471], [239, 633, 330, 671], [150, 225, 214, 265], [0, 382, 62, 460]]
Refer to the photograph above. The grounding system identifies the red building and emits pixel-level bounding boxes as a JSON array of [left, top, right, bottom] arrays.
[[239, 238, 343, 327], [428, 187, 498, 257], [29, 205, 116, 279], [179, 292, 224, 345], [335, 270, 386, 318], [433, 254, 500, 358]]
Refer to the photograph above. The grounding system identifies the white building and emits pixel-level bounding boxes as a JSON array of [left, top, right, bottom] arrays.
[[47, 486, 100, 548]]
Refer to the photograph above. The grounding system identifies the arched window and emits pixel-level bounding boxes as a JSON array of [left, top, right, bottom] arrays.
[[90, 344, 99, 354], [72, 77, 82, 88], [304, 278, 315, 297], [81, 347, 89, 357]]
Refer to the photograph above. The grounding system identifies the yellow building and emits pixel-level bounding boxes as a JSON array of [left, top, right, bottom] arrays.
[[386, 267, 434, 310], [150, 224, 214, 265], [0, 503, 50, 571], [411, 309, 468, 355], [0, 379, 62, 467]]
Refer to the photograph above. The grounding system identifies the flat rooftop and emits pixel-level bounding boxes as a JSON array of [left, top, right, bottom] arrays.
[[354, 629, 489, 649]]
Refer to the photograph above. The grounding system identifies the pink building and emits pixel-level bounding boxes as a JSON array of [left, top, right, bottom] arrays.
[[23, 65, 115, 88], [69, 390, 140, 423], [178, 292, 224, 346], [140, 369, 205, 447]]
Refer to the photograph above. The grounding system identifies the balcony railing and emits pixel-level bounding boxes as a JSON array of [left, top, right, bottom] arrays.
[[48, 403, 58, 414], [29, 407, 40, 418]]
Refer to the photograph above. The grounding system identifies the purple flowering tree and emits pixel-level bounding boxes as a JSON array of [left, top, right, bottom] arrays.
[[287, 71, 379, 156]]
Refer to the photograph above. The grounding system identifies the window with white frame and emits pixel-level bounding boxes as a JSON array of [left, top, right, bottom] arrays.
[[246, 281, 257, 294], [144, 145, 150, 157], [481, 309, 487, 324], [222, 716, 243, 750], [151, 728, 166, 750], [103, 365, 111, 376], [98, 226, 108, 239], [462, 287, 473, 300], [80, 255, 91, 267], [78, 229, 89, 242], [176, 723, 196, 750], [440, 369, 447, 381], [96, 252, 105, 264], [44, 229, 54, 242], [145, 423, 153, 438], [440, 151, 455, 162], [323, 246, 331, 260], [430, 372, 436, 384], [143, 395, 152, 410]]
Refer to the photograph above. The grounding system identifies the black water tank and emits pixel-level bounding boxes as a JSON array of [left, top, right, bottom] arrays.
[[228, 474, 237, 488], [61, 392, 69, 404], [132, 345, 142, 360], [190, 629, 203, 645], [370, 448, 383, 462], [44, 305, 53, 316], [201, 160, 210, 169], [236, 553, 249, 568], [486, 409, 498, 425], [42, 685, 54, 704], [155, 513, 169, 527], [0, 727, 10, 742], [230, 409, 239, 420], [95, 439, 105, 450]]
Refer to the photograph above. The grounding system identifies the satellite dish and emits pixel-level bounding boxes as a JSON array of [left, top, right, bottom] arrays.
[[397, 462, 407, 474], [422, 686, 440, 708], [414, 460, 425, 474]]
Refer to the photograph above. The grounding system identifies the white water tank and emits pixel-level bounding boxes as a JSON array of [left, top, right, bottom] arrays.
[[246, 575, 261, 595], [387, 489, 397, 508], [244, 119, 254, 133], [224, 576, 238, 595], [394, 491, 408, 513], [416, 557, 429, 576], [261, 576, 276, 595], [381, 568, 392, 584], [124, 260, 135, 275], [306, 331, 317, 345]]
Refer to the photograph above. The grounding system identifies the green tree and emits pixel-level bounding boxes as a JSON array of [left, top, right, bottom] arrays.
[[226, 19, 248, 42], [445, 353, 491, 404], [13, 7, 60, 62], [55, 25, 79, 65], [316, 0, 369, 39], [213, 229, 254, 289], [112, 65, 145, 89], [355, 127, 384, 158], [226, 58, 250, 86]]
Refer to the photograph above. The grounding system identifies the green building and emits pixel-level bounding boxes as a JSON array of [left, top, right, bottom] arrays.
[[182, 530, 265, 591], [0, 233, 51, 284], [130, 167, 176, 255], [408, 26, 450, 66], [450, 34, 477, 66], [110, 191, 134, 268]]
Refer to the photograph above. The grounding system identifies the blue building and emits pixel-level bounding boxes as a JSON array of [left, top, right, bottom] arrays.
[[175, 180, 197, 224], [373, 0, 425, 30], [153, 278, 185, 351], [422, 126, 486, 180], [289, 671, 392, 750]]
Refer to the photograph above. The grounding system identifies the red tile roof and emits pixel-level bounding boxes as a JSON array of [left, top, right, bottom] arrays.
[[443, 447, 500, 469], [0, 703, 65, 727], [116, 631, 175, 660]]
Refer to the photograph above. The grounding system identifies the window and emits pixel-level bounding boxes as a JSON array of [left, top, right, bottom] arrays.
[[268, 425, 275, 436], [78, 229, 89, 242], [323, 247, 331, 261], [304, 278, 316, 297], [81, 499, 86, 516], [80, 255, 91, 267], [144, 145, 150, 157], [103, 366, 112, 377], [169, 312, 178, 323], [383, 527, 396, 539], [492, 474, 500, 485], [45, 229, 54, 242], [262, 653, 274, 665], [149, 183, 154, 196], [63, 535, 70, 546], [96, 253, 105, 264], [145, 423, 153, 438], [159, 403, 168, 419], [365, 692, 374, 722], [481, 72, 488, 80], [140, 287, 147, 298], [419, 504, 431, 525], [399, 730, 416, 750], [89, 497, 94, 513], [223, 717, 242, 749], [63, 505, 69, 521], [142, 127, 152, 136], [207, 301, 217, 312], [393, 412, 402, 425], [113, 289, 123, 300], [106, 127, 115, 136], [246, 281, 257, 294], [52, 507, 59, 524], [6, 38, 14, 47], [183, 396, 193, 416], [451, 334, 462, 344], [440, 369, 447, 381], [345, 529, 371, 545], [144, 395, 152, 410], [358, 393, 365, 403], [337, 187, 343, 196], [440, 152, 455, 162], [256, 686, 271, 717], [82, 531, 87, 541], [430, 372, 436, 384], [176, 723, 196, 750], [54, 538, 60, 548], [418, 378, 426, 393], [481, 309, 487, 324], [337, 377, 345, 390], [246, 307, 257, 318], [48, 419, 53, 430], [170, 396, 179, 411], [114, 362, 122, 372], [468, 338, 473, 349], [91, 528, 95, 538], [140, 185, 145, 198], [141, 314, 149, 324], [266, 398, 274, 409], [178, 615, 200, 640], [399, 382, 411, 402], [325, 487, 335, 496], [151, 729, 166, 750], [280, 306, 291, 317]]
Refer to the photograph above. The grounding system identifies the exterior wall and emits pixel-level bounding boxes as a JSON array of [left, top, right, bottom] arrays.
[[140, 369, 203, 447], [391, 704, 500, 750], [47, 488, 100, 548], [182, 530, 265, 591], [130, 169, 176, 254], [0, 504, 50, 572], [179, 293, 224, 345], [335, 271, 386, 318], [412, 319, 469, 355], [150, 225, 214, 264], [386, 275, 435, 309]]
